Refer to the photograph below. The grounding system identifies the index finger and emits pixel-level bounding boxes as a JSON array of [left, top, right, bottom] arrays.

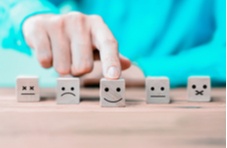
[[89, 15, 121, 80]]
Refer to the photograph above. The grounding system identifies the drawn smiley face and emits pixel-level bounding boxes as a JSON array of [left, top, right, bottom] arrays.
[[187, 76, 211, 101], [57, 78, 80, 104], [146, 77, 170, 104], [100, 78, 125, 107], [103, 87, 123, 103]]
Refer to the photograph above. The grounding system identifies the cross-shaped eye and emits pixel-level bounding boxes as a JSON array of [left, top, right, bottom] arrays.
[[22, 86, 26, 90], [30, 86, 34, 90]]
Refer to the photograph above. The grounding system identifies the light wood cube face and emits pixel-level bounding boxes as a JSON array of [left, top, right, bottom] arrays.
[[56, 78, 80, 104], [16, 76, 40, 102], [100, 78, 125, 107], [146, 77, 170, 104], [187, 76, 211, 102]]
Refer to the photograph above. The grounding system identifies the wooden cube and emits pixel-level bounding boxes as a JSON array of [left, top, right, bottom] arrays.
[[16, 76, 40, 102], [146, 77, 170, 104], [100, 78, 125, 107], [56, 77, 80, 104], [187, 76, 211, 102]]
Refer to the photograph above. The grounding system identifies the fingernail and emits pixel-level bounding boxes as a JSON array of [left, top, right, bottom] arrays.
[[107, 66, 120, 79]]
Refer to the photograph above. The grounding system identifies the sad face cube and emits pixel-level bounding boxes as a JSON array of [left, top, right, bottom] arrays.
[[16, 76, 40, 102], [56, 78, 80, 104], [100, 78, 125, 107], [146, 77, 170, 104], [187, 76, 211, 102]]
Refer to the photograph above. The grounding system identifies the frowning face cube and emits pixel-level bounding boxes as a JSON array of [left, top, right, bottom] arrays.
[[100, 78, 125, 107], [16, 76, 40, 102], [146, 77, 170, 104], [187, 76, 211, 102], [57, 78, 80, 104]]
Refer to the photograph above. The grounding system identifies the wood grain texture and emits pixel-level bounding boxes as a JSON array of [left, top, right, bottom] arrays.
[[0, 87, 225, 148]]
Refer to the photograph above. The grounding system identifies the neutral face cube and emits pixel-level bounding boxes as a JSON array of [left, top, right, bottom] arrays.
[[146, 77, 170, 104], [56, 78, 80, 104], [100, 78, 125, 107], [16, 76, 40, 102], [187, 76, 211, 102]]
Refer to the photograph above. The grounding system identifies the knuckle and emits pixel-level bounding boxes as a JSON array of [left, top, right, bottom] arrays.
[[67, 12, 86, 24], [103, 56, 119, 65], [71, 61, 93, 76], [49, 16, 64, 29], [37, 54, 52, 68], [102, 38, 118, 49], [89, 15, 103, 22], [54, 63, 70, 75]]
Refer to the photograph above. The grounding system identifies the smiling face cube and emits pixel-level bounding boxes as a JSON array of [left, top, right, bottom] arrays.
[[146, 77, 170, 104], [16, 76, 40, 102], [187, 76, 211, 102], [100, 78, 125, 107], [56, 78, 80, 104]]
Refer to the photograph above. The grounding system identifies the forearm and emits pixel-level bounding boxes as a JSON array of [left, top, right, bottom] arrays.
[[1, 0, 59, 54]]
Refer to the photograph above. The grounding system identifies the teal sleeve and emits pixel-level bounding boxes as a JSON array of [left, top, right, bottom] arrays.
[[136, 0, 226, 87], [1, 0, 59, 55]]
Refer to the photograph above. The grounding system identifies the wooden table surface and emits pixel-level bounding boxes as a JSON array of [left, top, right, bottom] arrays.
[[0, 87, 225, 148]]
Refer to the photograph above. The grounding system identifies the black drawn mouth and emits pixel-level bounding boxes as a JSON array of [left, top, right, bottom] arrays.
[[150, 95, 165, 98], [195, 90, 204, 95], [104, 98, 122, 103], [61, 92, 76, 96], [21, 93, 35, 95]]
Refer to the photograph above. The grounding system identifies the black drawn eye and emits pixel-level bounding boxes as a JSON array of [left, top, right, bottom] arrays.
[[116, 87, 121, 92], [203, 85, 207, 89], [22, 86, 26, 90], [105, 87, 109, 92], [30, 86, 34, 90], [192, 85, 196, 89], [62, 87, 65, 91], [71, 87, 74, 91], [161, 87, 165, 91], [150, 87, 155, 91]]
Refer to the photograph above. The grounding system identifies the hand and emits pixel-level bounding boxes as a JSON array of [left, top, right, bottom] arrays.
[[22, 12, 131, 79], [81, 61, 144, 87]]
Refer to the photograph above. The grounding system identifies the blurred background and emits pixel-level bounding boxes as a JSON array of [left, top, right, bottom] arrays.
[[0, 0, 226, 87]]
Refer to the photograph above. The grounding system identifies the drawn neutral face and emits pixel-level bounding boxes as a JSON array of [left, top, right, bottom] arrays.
[[100, 78, 125, 107], [187, 76, 211, 101], [57, 78, 80, 104], [146, 77, 170, 104], [16, 76, 40, 102]]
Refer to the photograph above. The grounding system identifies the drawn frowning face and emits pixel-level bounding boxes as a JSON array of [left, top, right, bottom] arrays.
[[57, 78, 80, 104]]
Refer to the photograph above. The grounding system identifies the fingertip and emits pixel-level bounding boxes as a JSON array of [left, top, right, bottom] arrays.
[[105, 66, 121, 80]]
